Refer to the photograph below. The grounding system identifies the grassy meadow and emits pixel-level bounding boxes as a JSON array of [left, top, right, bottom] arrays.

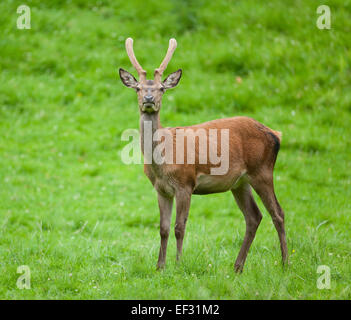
[[0, 0, 351, 299]]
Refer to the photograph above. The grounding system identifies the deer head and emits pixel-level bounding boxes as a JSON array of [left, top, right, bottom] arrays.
[[119, 38, 182, 114]]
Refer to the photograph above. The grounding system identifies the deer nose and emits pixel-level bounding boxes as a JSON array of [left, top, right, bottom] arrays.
[[144, 95, 154, 103]]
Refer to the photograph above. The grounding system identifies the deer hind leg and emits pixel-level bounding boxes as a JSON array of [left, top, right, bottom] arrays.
[[249, 171, 288, 265], [231, 182, 262, 273], [157, 192, 173, 270], [174, 190, 192, 261]]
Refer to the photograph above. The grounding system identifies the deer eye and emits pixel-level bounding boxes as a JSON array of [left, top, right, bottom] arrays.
[[136, 87, 141, 92]]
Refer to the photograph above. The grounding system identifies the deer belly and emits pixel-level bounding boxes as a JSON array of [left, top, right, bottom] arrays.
[[193, 174, 235, 195]]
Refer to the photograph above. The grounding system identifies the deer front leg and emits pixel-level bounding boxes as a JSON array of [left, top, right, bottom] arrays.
[[175, 191, 192, 261], [157, 192, 173, 270]]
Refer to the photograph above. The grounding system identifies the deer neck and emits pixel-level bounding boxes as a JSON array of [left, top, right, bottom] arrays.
[[140, 111, 163, 157]]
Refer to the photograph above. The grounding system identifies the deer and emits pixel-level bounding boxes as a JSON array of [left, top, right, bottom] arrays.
[[119, 38, 288, 272]]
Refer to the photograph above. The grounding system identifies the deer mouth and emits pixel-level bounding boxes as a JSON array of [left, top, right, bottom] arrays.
[[142, 103, 157, 113]]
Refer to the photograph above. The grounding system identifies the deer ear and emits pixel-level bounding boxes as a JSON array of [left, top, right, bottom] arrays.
[[119, 68, 139, 88], [162, 69, 182, 89]]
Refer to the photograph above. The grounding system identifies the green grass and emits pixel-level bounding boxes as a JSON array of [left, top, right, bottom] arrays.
[[1, 0, 351, 299]]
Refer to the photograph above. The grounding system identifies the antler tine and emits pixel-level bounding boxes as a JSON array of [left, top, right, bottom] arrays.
[[154, 38, 177, 82], [125, 38, 146, 82]]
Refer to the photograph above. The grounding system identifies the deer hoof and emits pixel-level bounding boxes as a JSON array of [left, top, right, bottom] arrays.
[[234, 264, 243, 273]]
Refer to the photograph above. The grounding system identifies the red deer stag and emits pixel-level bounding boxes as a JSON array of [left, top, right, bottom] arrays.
[[119, 38, 288, 272]]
